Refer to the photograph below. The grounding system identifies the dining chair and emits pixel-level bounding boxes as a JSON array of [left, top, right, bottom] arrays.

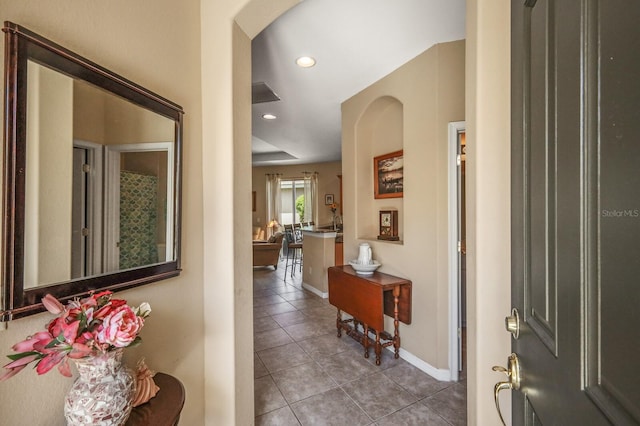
[[283, 228, 303, 277], [293, 223, 303, 243]]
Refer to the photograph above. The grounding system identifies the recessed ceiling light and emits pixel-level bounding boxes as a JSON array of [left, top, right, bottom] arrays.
[[296, 56, 316, 68], [262, 113, 277, 120]]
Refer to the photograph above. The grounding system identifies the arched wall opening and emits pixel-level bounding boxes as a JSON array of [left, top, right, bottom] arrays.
[[354, 96, 404, 240], [218, 2, 512, 426]]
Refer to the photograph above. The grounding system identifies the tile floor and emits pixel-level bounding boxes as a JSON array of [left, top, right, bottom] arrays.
[[253, 261, 467, 425]]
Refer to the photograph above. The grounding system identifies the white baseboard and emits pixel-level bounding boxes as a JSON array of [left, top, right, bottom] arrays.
[[319, 294, 453, 382], [387, 346, 452, 382], [355, 328, 452, 382], [302, 282, 328, 298]]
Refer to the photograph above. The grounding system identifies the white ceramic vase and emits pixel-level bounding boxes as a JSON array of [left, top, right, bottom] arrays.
[[64, 349, 136, 426]]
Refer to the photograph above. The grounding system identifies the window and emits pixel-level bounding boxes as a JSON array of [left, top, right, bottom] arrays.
[[279, 179, 305, 225]]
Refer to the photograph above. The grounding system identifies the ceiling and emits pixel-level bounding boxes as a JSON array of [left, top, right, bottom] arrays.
[[251, 0, 466, 166]]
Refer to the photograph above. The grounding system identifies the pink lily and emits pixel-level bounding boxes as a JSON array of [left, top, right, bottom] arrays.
[[57, 358, 72, 377], [93, 291, 113, 300], [12, 331, 53, 352], [47, 317, 80, 345], [3, 353, 40, 370], [94, 304, 114, 320], [36, 352, 65, 375], [47, 317, 66, 338], [68, 343, 93, 359], [80, 294, 99, 307], [76, 331, 94, 345], [0, 364, 27, 381], [41, 294, 64, 315], [62, 321, 80, 344], [84, 307, 95, 324], [0, 353, 40, 381]]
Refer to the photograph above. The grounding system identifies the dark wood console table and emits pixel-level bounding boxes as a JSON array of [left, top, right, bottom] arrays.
[[328, 265, 412, 365], [126, 373, 185, 426]]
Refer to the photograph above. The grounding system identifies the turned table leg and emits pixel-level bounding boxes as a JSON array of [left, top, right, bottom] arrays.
[[363, 324, 370, 358], [393, 286, 401, 359], [336, 309, 342, 337], [375, 331, 382, 365]]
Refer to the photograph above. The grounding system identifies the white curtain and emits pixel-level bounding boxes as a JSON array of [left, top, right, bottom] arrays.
[[303, 172, 318, 223], [265, 173, 282, 236]]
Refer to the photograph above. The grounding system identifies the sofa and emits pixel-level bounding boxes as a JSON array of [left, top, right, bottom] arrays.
[[252, 232, 284, 269]]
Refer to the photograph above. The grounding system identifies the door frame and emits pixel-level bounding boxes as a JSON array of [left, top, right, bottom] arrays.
[[448, 120, 465, 381], [104, 142, 175, 271], [73, 139, 104, 277]]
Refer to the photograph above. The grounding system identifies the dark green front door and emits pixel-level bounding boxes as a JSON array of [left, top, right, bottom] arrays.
[[510, 0, 640, 424]]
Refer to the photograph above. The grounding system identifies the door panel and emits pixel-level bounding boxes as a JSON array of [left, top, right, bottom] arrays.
[[526, 0, 558, 355], [511, 0, 640, 425], [525, 396, 543, 426], [590, 2, 640, 422]]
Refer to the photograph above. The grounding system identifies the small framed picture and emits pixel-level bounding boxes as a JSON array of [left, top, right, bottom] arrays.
[[325, 194, 334, 205], [374, 150, 403, 199]]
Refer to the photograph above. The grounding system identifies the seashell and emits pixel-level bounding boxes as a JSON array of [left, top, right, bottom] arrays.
[[132, 358, 160, 407]]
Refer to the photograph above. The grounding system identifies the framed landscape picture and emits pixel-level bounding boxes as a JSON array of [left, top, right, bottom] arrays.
[[374, 150, 403, 199]]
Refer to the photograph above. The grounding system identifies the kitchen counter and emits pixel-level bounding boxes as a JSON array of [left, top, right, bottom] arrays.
[[301, 225, 341, 234], [301, 228, 341, 297]]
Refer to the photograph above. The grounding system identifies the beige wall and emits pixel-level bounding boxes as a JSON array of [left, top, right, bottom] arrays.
[[202, 1, 299, 423], [0, 1, 204, 424], [342, 41, 465, 374], [252, 161, 342, 230], [103, 95, 175, 144], [232, 20, 255, 425], [466, 1, 512, 424], [74, 82, 174, 145], [24, 63, 74, 288], [73, 81, 106, 143]]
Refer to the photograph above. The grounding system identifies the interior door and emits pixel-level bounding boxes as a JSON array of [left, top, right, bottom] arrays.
[[509, 1, 640, 425], [71, 147, 88, 278]]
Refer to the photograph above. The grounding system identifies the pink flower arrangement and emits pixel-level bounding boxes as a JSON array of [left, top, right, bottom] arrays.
[[0, 291, 151, 381]]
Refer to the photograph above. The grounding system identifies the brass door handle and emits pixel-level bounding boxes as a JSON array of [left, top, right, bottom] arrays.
[[492, 353, 521, 426]]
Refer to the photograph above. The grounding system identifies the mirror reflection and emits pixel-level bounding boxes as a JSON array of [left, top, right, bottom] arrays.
[[24, 61, 175, 289], [2, 21, 183, 320]]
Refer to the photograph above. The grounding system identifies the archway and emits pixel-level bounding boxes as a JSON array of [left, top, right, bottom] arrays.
[[205, 2, 512, 425]]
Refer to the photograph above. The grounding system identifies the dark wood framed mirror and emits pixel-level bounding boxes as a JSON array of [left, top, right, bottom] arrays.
[[1, 22, 183, 320]]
